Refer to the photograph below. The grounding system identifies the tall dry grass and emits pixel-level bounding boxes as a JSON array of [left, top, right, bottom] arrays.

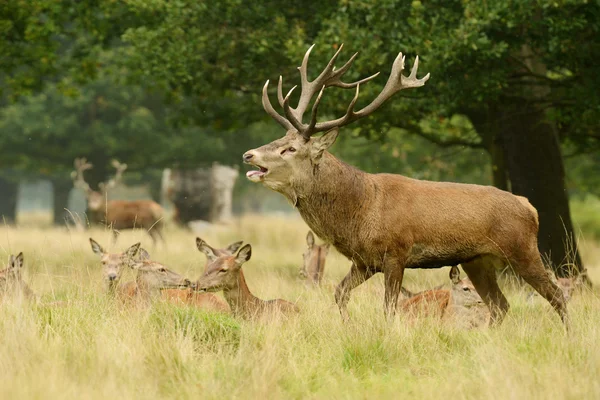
[[0, 215, 599, 399]]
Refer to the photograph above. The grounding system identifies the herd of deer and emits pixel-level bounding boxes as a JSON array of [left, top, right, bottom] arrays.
[[0, 229, 583, 328], [1, 45, 586, 329]]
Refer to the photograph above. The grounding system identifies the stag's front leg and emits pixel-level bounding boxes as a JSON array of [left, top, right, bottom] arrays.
[[383, 264, 405, 319], [335, 262, 375, 322]]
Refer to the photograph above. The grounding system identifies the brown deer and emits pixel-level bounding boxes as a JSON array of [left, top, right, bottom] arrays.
[[73, 158, 165, 245], [195, 243, 299, 318], [0, 252, 37, 302], [300, 231, 330, 284], [242, 44, 568, 328], [90, 238, 229, 311], [160, 237, 243, 313], [399, 266, 489, 329], [527, 271, 585, 303]]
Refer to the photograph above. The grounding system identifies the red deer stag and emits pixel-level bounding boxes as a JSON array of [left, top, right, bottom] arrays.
[[242, 44, 568, 328], [73, 158, 165, 245], [195, 244, 299, 318]]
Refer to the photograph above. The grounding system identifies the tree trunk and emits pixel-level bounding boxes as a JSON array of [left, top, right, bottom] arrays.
[[490, 137, 510, 192], [51, 178, 73, 225], [0, 175, 18, 224], [500, 106, 583, 277]]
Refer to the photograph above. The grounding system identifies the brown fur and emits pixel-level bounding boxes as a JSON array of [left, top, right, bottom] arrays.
[[244, 46, 569, 328], [0, 252, 36, 302], [195, 244, 299, 319], [73, 159, 165, 245], [300, 231, 329, 284], [399, 266, 489, 328]]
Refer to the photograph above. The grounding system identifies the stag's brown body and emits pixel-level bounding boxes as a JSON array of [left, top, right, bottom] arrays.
[[243, 45, 569, 327]]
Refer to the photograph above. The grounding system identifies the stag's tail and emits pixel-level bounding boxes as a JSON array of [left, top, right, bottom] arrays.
[[516, 195, 539, 227]]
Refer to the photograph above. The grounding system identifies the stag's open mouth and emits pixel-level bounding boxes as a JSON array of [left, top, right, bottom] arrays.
[[246, 165, 269, 182]]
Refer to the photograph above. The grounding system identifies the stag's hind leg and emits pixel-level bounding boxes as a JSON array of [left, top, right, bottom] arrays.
[[335, 263, 375, 322], [461, 256, 509, 326], [512, 252, 570, 329], [384, 265, 405, 319]]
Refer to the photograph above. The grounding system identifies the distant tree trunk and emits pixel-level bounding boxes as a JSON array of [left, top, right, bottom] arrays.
[[0, 176, 18, 224], [51, 178, 72, 225], [490, 138, 510, 192], [500, 105, 583, 277]]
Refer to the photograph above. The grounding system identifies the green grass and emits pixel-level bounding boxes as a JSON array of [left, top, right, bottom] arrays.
[[1, 215, 600, 399]]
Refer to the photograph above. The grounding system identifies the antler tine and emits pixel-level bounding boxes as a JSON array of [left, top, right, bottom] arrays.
[[298, 44, 316, 85], [304, 85, 326, 138], [282, 86, 305, 133], [72, 157, 92, 193], [277, 76, 285, 107], [262, 80, 294, 131], [312, 52, 430, 133]]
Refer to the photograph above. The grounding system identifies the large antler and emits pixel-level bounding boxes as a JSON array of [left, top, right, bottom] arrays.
[[99, 160, 128, 192], [71, 158, 93, 194], [262, 44, 430, 139]]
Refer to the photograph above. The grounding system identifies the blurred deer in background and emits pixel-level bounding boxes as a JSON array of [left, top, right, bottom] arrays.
[[399, 266, 489, 329], [195, 243, 299, 318], [0, 252, 37, 303], [242, 44, 569, 328], [73, 158, 165, 245], [527, 270, 585, 304], [300, 231, 329, 285]]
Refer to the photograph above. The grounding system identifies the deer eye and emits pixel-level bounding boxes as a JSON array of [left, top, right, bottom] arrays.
[[219, 269, 228, 274], [159, 268, 166, 273], [463, 287, 470, 292], [288, 147, 296, 153]]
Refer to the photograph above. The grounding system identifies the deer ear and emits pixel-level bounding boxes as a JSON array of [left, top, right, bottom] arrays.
[[125, 242, 141, 258], [311, 128, 338, 162], [196, 237, 218, 261], [235, 244, 252, 266], [89, 238, 105, 256], [138, 248, 151, 261], [306, 231, 315, 248], [225, 240, 244, 255], [449, 266, 461, 285], [10, 252, 24, 269]]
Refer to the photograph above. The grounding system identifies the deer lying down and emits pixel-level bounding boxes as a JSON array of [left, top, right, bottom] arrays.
[[527, 272, 584, 304], [89, 238, 226, 310], [300, 231, 330, 284], [195, 243, 299, 318], [160, 237, 242, 314], [0, 252, 37, 303], [399, 266, 490, 329]]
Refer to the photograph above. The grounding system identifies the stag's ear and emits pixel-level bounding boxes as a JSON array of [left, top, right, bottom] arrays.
[[196, 237, 218, 261], [449, 266, 461, 285], [306, 231, 315, 248], [125, 242, 141, 258], [89, 238, 105, 256], [225, 240, 244, 255], [138, 248, 151, 261], [311, 128, 339, 162], [10, 252, 24, 269], [235, 244, 252, 266]]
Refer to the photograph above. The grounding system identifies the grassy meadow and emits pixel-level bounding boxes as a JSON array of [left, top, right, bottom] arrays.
[[1, 214, 600, 399]]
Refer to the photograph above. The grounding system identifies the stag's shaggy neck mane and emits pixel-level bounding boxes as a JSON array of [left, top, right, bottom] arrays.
[[294, 152, 376, 256]]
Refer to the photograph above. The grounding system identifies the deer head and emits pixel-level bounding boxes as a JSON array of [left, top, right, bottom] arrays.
[[0, 252, 25, 293], [72, 158, 128, 211], [128, 255, 191, 292], [195, 244, 252, 292], [89, 238, 141, 291], [301, 231, 330, 281], [195, 237, 244, 263], [449, 266, 484, 309], [242, 45, 429, 202]]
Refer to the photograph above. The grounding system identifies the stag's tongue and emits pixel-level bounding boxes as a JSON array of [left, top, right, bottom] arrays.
[[246, 170, 263, 178]]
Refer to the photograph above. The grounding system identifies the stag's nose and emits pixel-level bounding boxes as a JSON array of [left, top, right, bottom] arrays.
[[243, 152, 254, 163]]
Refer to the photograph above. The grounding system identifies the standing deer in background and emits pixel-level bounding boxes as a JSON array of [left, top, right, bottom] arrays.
[[300, 231, 329, 284], [0, 252, 37, 302], [195, 243, 299, 318], [242, 44, 568, 328], [73, 158, 165, 245], [399, 266, 489, 329]]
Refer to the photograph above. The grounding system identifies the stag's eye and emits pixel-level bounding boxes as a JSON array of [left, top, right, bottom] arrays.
[[288, 147, 296, 153]]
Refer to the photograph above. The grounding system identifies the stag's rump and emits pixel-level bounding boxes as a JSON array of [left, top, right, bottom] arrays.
[[105, 200, 164, 230]]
